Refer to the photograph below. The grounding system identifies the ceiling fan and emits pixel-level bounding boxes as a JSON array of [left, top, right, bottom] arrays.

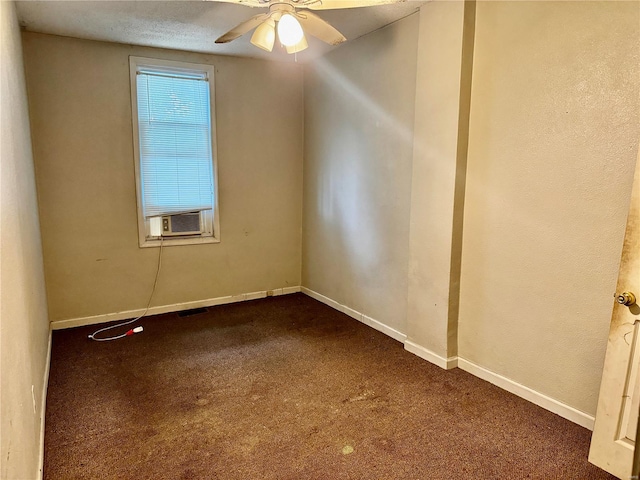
[[213, 0, 405, 54]]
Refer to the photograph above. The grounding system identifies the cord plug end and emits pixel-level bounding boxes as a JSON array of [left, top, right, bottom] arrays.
[[125, 326, 144, 336]]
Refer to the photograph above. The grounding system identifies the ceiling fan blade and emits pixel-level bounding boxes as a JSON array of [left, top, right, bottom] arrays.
[[303, 0, 404, 10], [215, 13, 270, 43], [295, 11, 346, 46], [209, 0, 267, 7]]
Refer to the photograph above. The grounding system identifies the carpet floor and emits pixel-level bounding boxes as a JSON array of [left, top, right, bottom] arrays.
[[44, 294, 613, 479]]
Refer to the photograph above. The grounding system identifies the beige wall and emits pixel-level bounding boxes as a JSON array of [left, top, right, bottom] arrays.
[[0, 3, 51, 479], [406, 0, 472, 363], [302, 13, 419, 333], [459, 1, 640, 416], [305, 0, 638, 421], [22, 33, 304, 322]]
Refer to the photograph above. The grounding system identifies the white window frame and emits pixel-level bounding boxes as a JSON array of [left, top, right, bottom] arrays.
[[129, 56, 220, 248]]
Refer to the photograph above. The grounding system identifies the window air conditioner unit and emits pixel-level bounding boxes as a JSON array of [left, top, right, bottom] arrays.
[[161, 212, 202, 236]]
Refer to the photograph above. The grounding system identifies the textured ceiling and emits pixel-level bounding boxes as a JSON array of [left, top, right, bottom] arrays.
[[16, 0, 425, 62]]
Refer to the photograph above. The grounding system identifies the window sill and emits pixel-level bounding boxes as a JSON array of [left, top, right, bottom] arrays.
[[139, 235, 220, 248]]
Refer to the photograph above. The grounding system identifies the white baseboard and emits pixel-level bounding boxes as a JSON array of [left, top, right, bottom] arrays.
[[300, 287, 407, 343], [361, 314, 407, 344], [50, 287, 301, 330], [300, 287, 594, 430], [404, 340, 458, 370], [38, 328, 52, 479], [300, 287, 343, 314], [457, 357, 595, 430], [50, 285, 595, 432]]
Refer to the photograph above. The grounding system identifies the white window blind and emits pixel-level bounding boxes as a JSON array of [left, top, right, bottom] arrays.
[[135, 68, 214, 218]]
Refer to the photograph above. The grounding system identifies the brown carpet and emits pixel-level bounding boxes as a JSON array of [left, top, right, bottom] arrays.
[[44, 294, 613, 480]]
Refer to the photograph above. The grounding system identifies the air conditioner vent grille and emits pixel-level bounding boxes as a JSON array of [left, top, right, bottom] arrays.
[[162, 213, 201, 235]]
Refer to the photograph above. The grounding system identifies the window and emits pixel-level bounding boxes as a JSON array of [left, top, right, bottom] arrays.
[[129, 56, 220, 247]]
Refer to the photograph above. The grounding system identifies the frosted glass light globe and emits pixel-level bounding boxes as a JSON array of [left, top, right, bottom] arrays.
[[251, 20, 276, 52], [278, 14, 304, 47]]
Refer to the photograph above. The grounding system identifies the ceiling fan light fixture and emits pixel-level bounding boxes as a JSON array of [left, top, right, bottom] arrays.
[[285, 34, 308, 54], [277, 14, 304, 47], [250, 19, 276, 52]]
